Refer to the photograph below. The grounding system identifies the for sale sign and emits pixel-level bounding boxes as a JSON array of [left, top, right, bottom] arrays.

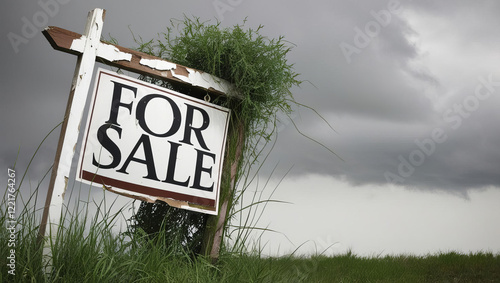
[[76, 68, 230, 215]]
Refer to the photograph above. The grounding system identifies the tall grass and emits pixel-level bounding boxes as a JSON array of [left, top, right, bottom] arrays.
[[0, 167, 222, 282], [1, 149, 499, 282], [0, 125, 223, 282], [0, 118, 282, 281], [1, 172, 45, 281]]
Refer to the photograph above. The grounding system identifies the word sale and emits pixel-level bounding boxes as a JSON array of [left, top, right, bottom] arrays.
[[92, 81, 217, 192]]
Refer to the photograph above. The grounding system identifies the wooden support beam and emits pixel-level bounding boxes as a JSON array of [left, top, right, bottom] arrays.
[[39, 8, 105, 273], [202, 120, 245, 262], [42, 26, 238, 99]]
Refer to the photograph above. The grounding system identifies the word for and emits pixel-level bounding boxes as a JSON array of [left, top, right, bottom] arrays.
[[94, 82, 216, 192]]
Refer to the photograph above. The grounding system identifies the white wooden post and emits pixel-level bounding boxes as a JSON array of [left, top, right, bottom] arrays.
[[39, 8, 105, 273]]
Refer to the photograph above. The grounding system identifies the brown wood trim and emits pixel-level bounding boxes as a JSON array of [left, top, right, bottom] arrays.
[[42, 26, 237, 98]]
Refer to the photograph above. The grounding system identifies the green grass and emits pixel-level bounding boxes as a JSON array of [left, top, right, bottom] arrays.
[[2, 185, 499, 282], [215, 252, 500, 282], [1, 146, 499, 282]]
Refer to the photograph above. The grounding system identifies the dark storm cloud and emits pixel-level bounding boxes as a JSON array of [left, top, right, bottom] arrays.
[[245, 0, 500, 193], [1, 0, 500, 197]]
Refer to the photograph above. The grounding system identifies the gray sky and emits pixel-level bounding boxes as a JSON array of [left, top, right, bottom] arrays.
[[1, 0, 500, 256]]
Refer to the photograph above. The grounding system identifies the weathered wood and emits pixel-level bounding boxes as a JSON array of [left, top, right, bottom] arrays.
[[39, 8, 106, 273], [42, 26, 238, 99]]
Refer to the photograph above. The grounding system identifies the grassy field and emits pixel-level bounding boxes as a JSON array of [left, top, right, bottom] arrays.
[[2, 192, 499, 283], [2, 240, 500, 282], [229, 252, 500, 282], [2, 163, 499, 282]]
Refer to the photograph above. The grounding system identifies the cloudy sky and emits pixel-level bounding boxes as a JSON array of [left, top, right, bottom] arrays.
[[1, 0, 500, 256]]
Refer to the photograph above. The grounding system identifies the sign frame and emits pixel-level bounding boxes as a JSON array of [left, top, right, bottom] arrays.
[[76, 68, 230, 215], [40, 8, 241, 266]]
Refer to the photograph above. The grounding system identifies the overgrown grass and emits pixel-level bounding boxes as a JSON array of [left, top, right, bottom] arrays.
[[133, 16, 301, 138], [122, 16, 307, 257], [1, 179, 499, 282]]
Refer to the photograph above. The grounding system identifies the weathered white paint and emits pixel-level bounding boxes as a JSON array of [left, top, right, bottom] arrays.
[[42, 8, 105, 273], [102, 184, 204, 213], [69, 29, 237, 97], [71, 36, 132, 62], [97, 42, 132, 62], [141, 58, 235, 95], [172, 68, 235, 95], [139, 58, 177, 71], [102, 184, 159, 203], [69, 35, 86, 52]]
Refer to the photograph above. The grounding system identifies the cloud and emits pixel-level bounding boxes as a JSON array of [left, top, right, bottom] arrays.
[[2, 0, 500, 199]]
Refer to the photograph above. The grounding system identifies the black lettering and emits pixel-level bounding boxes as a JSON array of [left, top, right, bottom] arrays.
[[163, 141, 190, 187], [105, 81, 137, 126], [92, 124, 122, 169], [190, 149, 215, 192], [180, 104, 210, 150], [136, 94, 181, 137], [117, 134, 159, 181]]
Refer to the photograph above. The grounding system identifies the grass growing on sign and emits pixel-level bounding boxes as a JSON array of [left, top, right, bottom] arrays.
[[128, 16, 304, 257], [134, 17, 300, 136]]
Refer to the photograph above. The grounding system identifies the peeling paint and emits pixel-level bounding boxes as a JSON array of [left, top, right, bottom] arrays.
[[102, 184, 201, 211], [140, 58, 235, 95], [71, 37, 132, 62], [70, 35, 87, 52], [97, 42, 132, 62], [103, 185, 157, 203], [46, 25, 240, 99], [156, 196, 189, 209], [44, 8, 105, 235], [172, 68, 234, 95], [62, 176, 68, 200], [139, 58, 177, 71]]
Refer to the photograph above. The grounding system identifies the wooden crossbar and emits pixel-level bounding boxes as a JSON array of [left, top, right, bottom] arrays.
[[42, 26, 238, 99]]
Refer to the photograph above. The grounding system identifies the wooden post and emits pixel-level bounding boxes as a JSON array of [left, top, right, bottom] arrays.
[[202, 120, 245, 262], [39, 8, 105, 272]]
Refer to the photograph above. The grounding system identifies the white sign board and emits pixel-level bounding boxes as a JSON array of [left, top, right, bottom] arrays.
[[76, 68, 230, 215]]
